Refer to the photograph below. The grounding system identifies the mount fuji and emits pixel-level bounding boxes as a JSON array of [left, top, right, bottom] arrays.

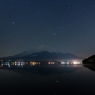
[[1, 45, 83, 61]]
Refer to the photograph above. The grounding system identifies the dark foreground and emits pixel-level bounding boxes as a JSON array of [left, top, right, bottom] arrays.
[[0, 64, 95, 95]]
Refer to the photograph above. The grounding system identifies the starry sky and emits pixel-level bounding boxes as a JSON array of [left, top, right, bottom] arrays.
[[0, 0, 95, 58]]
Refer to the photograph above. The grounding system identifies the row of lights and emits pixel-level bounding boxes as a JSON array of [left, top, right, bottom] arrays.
[[61, 61, 82, 64]]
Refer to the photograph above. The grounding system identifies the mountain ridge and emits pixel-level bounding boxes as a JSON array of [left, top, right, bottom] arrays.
[[0, 45, 83, 61]]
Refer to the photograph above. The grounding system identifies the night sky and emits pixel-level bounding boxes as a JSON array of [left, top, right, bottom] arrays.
[[0, 0, 95, 58]]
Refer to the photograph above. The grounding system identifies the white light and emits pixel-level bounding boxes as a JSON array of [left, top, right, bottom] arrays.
[[73, 61, 80, 64], [61, 62, 65, 64], [8, 65, 10, 67]]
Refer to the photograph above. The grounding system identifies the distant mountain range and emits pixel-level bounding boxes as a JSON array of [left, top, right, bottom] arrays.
[[0, 45, 83, 62]]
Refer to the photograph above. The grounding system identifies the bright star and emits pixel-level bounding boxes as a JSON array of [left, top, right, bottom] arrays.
[[12, 22, 14, 24]]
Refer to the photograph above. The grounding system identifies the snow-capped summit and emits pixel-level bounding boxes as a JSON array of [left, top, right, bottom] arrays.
[[13, 45, 59, 57], [31, 45, 59, 53]]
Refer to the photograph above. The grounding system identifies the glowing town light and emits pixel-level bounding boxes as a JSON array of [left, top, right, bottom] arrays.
[[8, 65, 10, 67], [52, 62, 55, 64], [18, 63, 20, 65], [67, 62, 69, 64], [26, 62, 28, 65], [1, 64, 3, 66], [48, 62, 50, 64], [61, 62, 66, 64], [73, 61, 80, 64]]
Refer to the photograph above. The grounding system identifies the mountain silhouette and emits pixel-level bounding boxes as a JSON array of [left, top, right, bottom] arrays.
[[83, 55, 95, 64], [1, 45, 82, 61]]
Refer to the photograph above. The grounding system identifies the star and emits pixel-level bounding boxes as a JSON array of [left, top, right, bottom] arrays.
[[12, 22, 14, 24], [57, 26, 59, 29], [76, 21, 79, 23], [68, 7, 70, 9]]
